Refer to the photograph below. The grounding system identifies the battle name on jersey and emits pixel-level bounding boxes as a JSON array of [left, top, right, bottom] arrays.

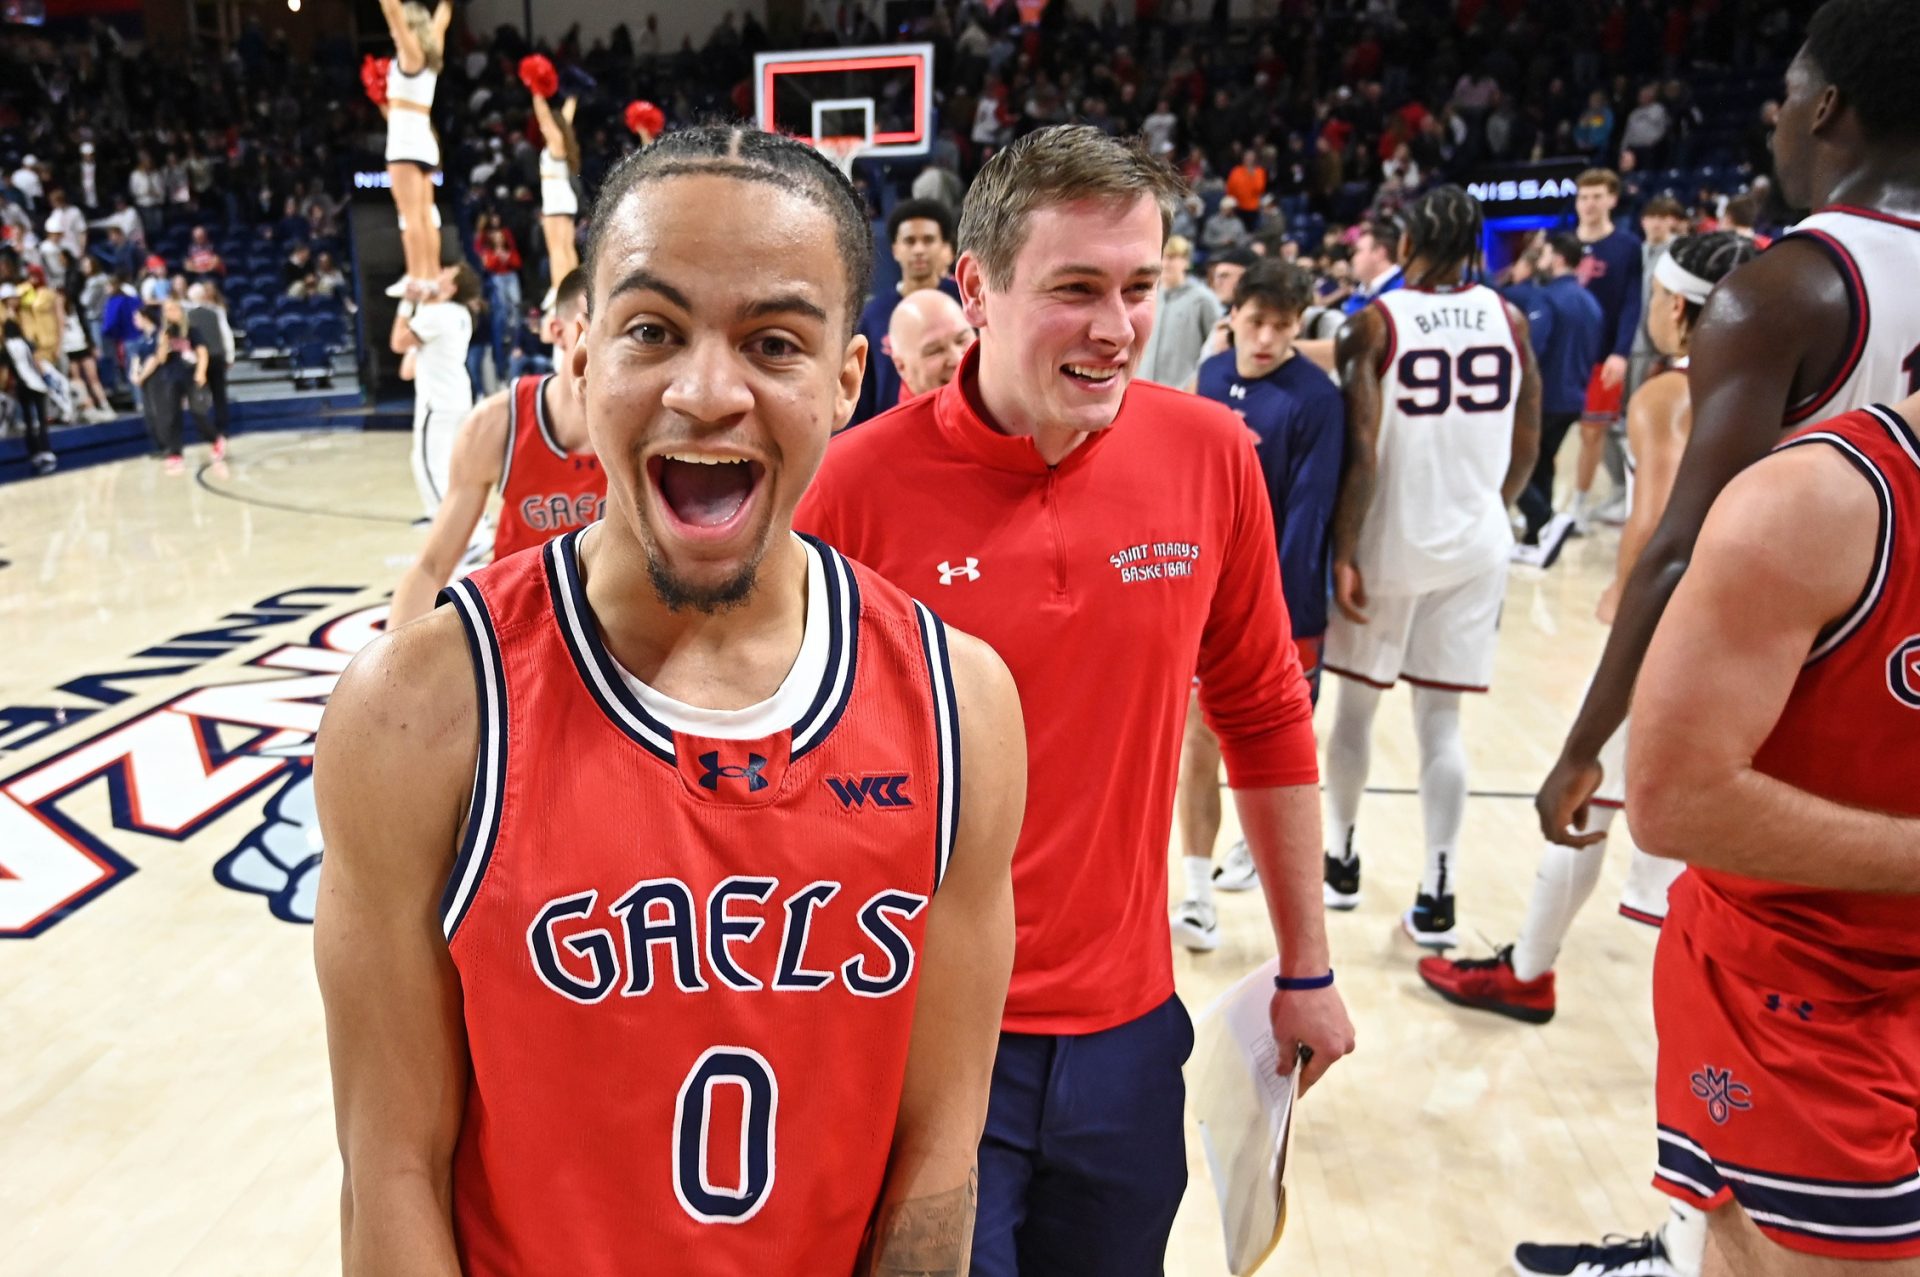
[[529, 877, 928, 1004], [1409, 305, 1493, 336]]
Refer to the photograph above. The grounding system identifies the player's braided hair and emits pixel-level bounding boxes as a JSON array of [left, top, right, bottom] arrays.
[[1401, 185, 1483, 288], [1804, 0, 1920, 142], [1665, 230, 1760, 329], [581, 123, 874, 338]]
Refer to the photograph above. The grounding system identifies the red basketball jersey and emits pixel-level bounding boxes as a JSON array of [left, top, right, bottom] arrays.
[[1676, 404, 1920, 981], [438, 529, 962, 1275], [492, 374, 605, 561]]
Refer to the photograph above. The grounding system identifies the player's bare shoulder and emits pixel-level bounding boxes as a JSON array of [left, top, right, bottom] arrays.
[[452, 386, 515, 468], [314, 604, 479, 885], [1696, 234, 1849, 339], [943, 626, 1023, 762]]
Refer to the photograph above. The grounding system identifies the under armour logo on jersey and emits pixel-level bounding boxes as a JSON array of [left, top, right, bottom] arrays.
[[937, 557, 980, 585], [826, 775, 913, 810], [1689, 1066, 1753, 1125], [698, 751, 769, 792], [1229, 383, 1247, 399]]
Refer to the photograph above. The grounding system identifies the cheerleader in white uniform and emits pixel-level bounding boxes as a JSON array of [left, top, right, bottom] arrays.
[[378, 0, 451, 299], [522, 56, 582, 315]]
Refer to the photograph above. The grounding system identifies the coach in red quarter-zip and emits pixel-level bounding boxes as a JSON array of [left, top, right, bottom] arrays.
[[796, 124, 1356, 1275]]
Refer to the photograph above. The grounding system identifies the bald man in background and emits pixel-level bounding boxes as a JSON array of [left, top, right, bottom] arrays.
[[886, 288, 975, 403]]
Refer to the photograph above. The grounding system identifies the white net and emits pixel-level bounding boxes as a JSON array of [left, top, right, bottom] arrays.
[[817, 137, 867, 180]]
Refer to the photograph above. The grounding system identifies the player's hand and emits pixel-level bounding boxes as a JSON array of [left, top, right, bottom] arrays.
[[1536, 752, 1608, 847], [1334, 561, 1368, 624], [1269, 985, 1354, 1096], [1600, 354, 1627, 390]]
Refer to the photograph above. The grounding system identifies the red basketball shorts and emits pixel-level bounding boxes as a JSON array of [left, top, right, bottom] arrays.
[[1652, 912, 1920, 1260], [1582, 363, 1623, 423]]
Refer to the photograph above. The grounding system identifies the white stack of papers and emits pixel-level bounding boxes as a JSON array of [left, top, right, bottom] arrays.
[[1188, 957, 1299, 1275]]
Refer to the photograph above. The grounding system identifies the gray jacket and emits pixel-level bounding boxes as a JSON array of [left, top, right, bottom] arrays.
[[1138, 277, 1224, 387]]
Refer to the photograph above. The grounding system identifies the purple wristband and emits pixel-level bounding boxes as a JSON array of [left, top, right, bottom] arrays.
[[1273, 969, 1334, 991]]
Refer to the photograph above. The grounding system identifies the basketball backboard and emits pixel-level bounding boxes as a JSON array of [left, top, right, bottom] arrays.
[[753, 43, 934, 164]]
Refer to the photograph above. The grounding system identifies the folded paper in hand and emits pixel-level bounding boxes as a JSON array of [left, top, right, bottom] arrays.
[[1188, 957, 1298, 1275]]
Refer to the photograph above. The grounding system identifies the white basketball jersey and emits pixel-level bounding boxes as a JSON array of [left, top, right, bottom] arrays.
[[1358, 283, 1522, 595], [1782, 207, 1920, 428]]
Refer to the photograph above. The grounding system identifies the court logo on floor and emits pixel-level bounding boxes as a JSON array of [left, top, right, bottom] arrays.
[[0, 589, 379, 938]]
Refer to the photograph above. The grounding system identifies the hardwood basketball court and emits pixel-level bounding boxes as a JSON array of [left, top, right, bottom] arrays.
[[0, 430, 1667, 1275]]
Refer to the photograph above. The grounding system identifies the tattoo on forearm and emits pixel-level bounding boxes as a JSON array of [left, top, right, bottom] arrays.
[[863, 1170, 978, 1277]]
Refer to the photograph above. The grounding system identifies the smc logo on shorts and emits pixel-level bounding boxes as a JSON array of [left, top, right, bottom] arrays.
[[1690, 1065, 1754, 1125]]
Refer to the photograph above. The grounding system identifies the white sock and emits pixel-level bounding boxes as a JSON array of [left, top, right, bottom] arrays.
[[1661, 1200, 1706, 1277], [1324, 679, 1380, 860], [1510, 807, 1616, 982], [1410, 687, 1467, 898], [1621, 841, 1686, 917], [1183, 855, 1214, 905], [1571, 488, 1592, 519]]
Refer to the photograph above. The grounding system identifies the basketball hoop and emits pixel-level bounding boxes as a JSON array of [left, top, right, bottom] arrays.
[[818, 136, 867, 180]]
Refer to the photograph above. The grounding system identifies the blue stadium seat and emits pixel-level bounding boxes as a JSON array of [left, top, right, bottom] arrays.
[[247, 316, 290, 357], [291, 341, 334, 388]]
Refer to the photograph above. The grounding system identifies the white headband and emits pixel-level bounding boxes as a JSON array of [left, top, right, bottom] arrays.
[[1655, 252, 1715, 306]]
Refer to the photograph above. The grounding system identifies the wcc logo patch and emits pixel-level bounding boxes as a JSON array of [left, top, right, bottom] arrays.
[[826, 774, 913, 811], [0, 588, 379, 938], [1690, 1065, 1754, 1125], [698, 752, 769, 792]]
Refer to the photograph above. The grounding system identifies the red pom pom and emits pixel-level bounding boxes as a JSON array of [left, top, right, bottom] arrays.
[[518, 54, 559, 100], [626, 100, 666, 140], [361, 55, 390, 108]]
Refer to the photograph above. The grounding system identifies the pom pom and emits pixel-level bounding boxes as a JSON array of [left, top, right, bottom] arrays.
[[518, 54, 559, 100], [626, 99, 666, 140], [361, 55, 390, 109]]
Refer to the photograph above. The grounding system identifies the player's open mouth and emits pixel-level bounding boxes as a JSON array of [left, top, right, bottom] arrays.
[[1062, 362, 1123, 391], [648, 452, 766, 541]]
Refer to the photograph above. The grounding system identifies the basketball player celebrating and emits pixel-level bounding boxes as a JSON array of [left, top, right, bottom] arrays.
[[315, 126, 1028, 1276], [522, 55, 582, 314], [1421, 232, 1759, 1027], [376, 0, 450, 300], [390, 261, 478, 519], [1537, 0, 1920, 869], [796, 125, 1355, 1274], [1173, 258, 1345, 950], [1321, 186, 1542, 947], [1629, 389, 1920, 1275], [388, 268, 602, 629]]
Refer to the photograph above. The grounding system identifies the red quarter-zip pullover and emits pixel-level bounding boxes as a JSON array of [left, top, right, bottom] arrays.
[[796, 346, 1318, 1034]]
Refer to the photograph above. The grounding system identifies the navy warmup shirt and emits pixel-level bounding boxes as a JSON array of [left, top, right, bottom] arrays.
[[1195, 348, 1346, 638]]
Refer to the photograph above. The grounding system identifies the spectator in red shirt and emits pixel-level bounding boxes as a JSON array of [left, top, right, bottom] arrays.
[[797, 124, 1353, 1276], [474, 212, 524, 379]]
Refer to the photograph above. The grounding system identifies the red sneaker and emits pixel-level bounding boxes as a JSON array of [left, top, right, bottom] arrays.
[[164, 454, 185, 475], [210, 437, 227, 461], [1417, 946, 1556, 1024]]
